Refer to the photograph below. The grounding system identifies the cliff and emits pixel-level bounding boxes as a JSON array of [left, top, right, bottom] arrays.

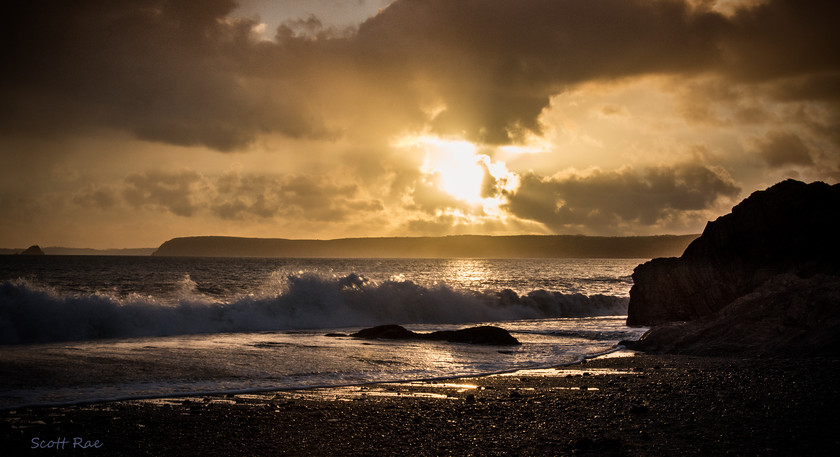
[[625, 180, 840, 356], [152, 234, 698, 259], [625, 273, 840, 357]]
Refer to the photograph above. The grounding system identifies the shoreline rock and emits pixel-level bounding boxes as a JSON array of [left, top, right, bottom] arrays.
[[628, 179, 839, 326], [623, 274, 840, 357], [350, 324, 521, 346], [624, 179, 840, 356]]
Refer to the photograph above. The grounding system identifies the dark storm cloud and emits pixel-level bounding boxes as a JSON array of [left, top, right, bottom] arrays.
[[2, 0, 838, 149], [720, 0, 840, 82], [350, 0, 838, 142], [753, 131, 815, 168], [1, 0, 331, 150], [354, 0, 726, 143], [504, 164, 740, 232], [770, 73, 840, 104]]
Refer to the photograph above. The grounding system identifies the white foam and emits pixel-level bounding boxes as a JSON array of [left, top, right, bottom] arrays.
[[0, 273, 628, 344]]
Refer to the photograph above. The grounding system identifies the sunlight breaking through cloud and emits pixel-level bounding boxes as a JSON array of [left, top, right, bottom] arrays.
[[1, 0, 838, 247], [393, 134, 520, 218]]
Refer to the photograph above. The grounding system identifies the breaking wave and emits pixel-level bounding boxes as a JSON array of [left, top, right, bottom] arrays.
[[0, 273, 628, 344]]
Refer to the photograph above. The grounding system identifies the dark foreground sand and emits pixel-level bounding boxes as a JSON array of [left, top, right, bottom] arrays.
[[2, 352, 838, 456]]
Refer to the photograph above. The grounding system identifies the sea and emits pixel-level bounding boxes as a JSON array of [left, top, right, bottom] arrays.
[[0, 256, 648, 409]]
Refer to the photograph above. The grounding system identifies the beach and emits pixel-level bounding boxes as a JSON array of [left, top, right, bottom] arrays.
[[3, 352, 837, 456]]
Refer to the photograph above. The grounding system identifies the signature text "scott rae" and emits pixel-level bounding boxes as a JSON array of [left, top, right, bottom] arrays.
[[31, 437, 103, 449]]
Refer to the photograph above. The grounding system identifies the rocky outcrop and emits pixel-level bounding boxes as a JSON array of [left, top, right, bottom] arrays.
[[19, 245, 45, 256], [351, 324, 520, 345], [624, 180, 840, 356], [627, 180, 840, 326], [624, 274, 840, 357], [352, 325, 417, 340], [426, 326, 521, 345]]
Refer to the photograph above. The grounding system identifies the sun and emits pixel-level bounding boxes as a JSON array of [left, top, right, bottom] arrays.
[[394, 134, 520, 213], [420, 138, 486, 204]]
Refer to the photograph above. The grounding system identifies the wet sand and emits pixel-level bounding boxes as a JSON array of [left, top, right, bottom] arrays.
[[2, 352, 838, 456]]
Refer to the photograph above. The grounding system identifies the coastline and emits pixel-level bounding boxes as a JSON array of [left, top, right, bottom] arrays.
[[3, 352, 837, 456]]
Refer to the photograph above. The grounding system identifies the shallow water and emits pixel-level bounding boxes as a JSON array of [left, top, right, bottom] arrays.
[[0, 257, 646, 408], [0, 317, 645, 409]]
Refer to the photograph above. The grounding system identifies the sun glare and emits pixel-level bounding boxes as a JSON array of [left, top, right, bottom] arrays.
[[394, 134, 520, 216], [420, 138, 486, 204]]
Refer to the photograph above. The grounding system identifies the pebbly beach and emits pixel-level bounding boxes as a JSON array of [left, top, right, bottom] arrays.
[[2, 351, 838, 456]]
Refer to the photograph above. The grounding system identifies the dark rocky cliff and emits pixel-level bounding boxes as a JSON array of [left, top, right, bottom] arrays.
[[624, 180, 840, 356], [628, 179, 840, 326], [626, 273, 840, 356]]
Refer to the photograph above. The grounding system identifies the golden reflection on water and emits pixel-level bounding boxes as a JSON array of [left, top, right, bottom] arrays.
[[414, 344, 456, 368], [402, 381, 479, 390], [440, 259, 492, 290]]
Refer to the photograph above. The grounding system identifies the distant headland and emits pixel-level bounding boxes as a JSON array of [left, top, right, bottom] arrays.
[[151, 234, 698, 259], [0, 247, 157, 256]]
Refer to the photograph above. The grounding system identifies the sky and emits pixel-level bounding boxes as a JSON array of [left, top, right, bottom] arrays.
[[1, 0, 838, 249]]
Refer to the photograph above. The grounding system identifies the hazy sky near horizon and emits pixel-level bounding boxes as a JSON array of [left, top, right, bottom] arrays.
[[2, 0, 838, 248]]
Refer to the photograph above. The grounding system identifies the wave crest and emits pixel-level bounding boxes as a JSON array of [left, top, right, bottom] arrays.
[[0, 273, 628, 344]]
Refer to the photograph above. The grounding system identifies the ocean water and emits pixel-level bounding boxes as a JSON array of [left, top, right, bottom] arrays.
[[0, 256, 647, 409]]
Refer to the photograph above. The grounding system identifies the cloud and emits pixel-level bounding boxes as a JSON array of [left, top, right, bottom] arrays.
[[4, 1, 838, 150], [353, 0, 726, 143], [752, 131, 814, 168], [719, 0, 840, 82], [83, 169, 383, 223], [348, 0, 837, 144], [72, 184, 120, 210], [3, 1, 839, 249], [408, 177, 473, 215], [212, 172, 379, 222], [504, 163, 741, 234], [0, 0, 333, 151], [123, 170, 207, 217]]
